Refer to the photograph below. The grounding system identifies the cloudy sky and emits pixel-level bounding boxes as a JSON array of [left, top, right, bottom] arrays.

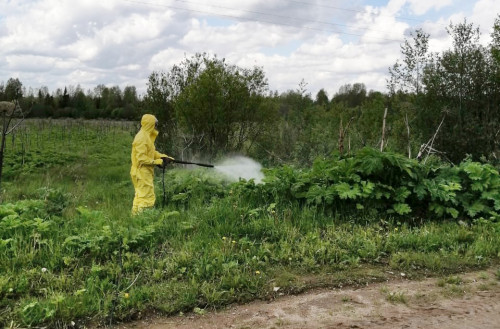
[[0, 0, 498, 98]]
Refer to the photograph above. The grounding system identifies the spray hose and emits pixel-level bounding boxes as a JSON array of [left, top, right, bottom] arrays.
[[161, 165, 166, 208]]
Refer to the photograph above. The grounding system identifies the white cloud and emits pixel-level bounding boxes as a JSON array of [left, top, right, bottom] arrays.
[[354, 2, 409, 44], [5, 55, 58, 72], [66, 69, 103, 85], [180, 20, 293, 54], [408, 0, 453, 16], [471, 0, 499, 35], [0, 0, 497, 97], [149, 48, 190, 71]]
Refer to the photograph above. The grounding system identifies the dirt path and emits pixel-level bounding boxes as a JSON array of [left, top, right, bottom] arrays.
[[115, 269, 500, 329]]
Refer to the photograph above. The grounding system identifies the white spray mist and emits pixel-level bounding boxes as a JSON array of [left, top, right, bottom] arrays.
[[214, 156, 264, 183]]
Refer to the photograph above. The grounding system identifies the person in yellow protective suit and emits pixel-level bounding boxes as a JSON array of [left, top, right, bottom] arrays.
[[130, 114, 174, 214]]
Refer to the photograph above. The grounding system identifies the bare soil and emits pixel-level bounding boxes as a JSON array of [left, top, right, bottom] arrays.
[[114, 268, 500, 329]]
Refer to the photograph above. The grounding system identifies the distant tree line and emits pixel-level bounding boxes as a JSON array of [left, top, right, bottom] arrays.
[[0, 80, 141, 120], [2, 17, 499, 164]]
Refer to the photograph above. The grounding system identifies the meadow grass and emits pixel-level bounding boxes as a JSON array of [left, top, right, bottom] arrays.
[[0, 121, 499, 327]]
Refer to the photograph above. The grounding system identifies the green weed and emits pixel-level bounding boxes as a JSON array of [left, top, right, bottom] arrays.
[[341, 296, 351, 302], [441, 285, 468, 297], [437, 275, 463, 287], [380, 286, 408, 304], [477, 283, 491, 291], [478, 272, 489, 280]]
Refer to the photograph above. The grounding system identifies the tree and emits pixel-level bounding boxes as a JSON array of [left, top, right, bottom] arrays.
[[99, 86, 111, 117], [107, 86, 123, 111], [388, 29, 430, 95], [62, 87, 70, 108], [71, 85, 92, 117], [492, 15, 500, 65], [93, 84, 106, 110], [4, 78, 23, 101], [356, 91, 388, 148], [491, 16, 500, 153], [0, 100, 30, 193], [0, 82, 4, 101], [144, 70, 177, 150], [122, 86, 139, 119], [145, 53, 276, 159], [423, 20, 497, 161], [332, 83, 367, 108], [387, 19, 500, 162], [123, 86, 138, 106], [174, 54, 273, 159], [314, 88, 329, 108]]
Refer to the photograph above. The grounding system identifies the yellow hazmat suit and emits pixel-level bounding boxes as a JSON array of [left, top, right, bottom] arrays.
[[130, 114, 173, 214]]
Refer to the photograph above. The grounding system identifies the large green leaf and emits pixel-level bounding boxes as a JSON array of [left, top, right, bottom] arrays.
[[394, 187, 411, 202], [466, 201, 486, 217], [463, 162, 484, 181], [393, 203, 411, 215], [334, 182, 361, 200], [445, 207, 459, 219]]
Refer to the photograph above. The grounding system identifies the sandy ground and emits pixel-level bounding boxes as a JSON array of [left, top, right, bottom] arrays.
[[114, 268, 500, 329]]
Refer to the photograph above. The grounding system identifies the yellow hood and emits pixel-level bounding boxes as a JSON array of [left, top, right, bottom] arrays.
[[141, 114, 158, 139]]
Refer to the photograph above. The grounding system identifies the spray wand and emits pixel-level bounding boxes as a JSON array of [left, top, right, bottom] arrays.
[[171, 159, 215, 168]]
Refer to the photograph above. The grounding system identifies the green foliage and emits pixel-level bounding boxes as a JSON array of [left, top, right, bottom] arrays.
[[174, 54, 273, 159], [1, 180, 499, 326], [332, 83, 367, 107], [231, 148, 500, 221], [6, 17, 500, 166], [1, 122, 499, 327], [144, 53, 278, 160], [161, 169, 228, 207], [390, 19, 500, 162]]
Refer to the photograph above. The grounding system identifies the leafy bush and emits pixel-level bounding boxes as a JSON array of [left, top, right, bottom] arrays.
[[160, 169, 228, 207], [228, 148, 500, 221]]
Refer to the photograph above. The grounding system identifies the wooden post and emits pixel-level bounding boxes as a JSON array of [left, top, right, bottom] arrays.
[[404, 113, 411, 158], [424, 116, 445, 164], [380, 107, 388, 152], [348, 135, 351, 155], [338, 118, 344, 154]]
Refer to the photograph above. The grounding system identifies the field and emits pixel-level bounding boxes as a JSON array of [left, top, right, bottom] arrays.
[[1, 120, 499, 328]]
